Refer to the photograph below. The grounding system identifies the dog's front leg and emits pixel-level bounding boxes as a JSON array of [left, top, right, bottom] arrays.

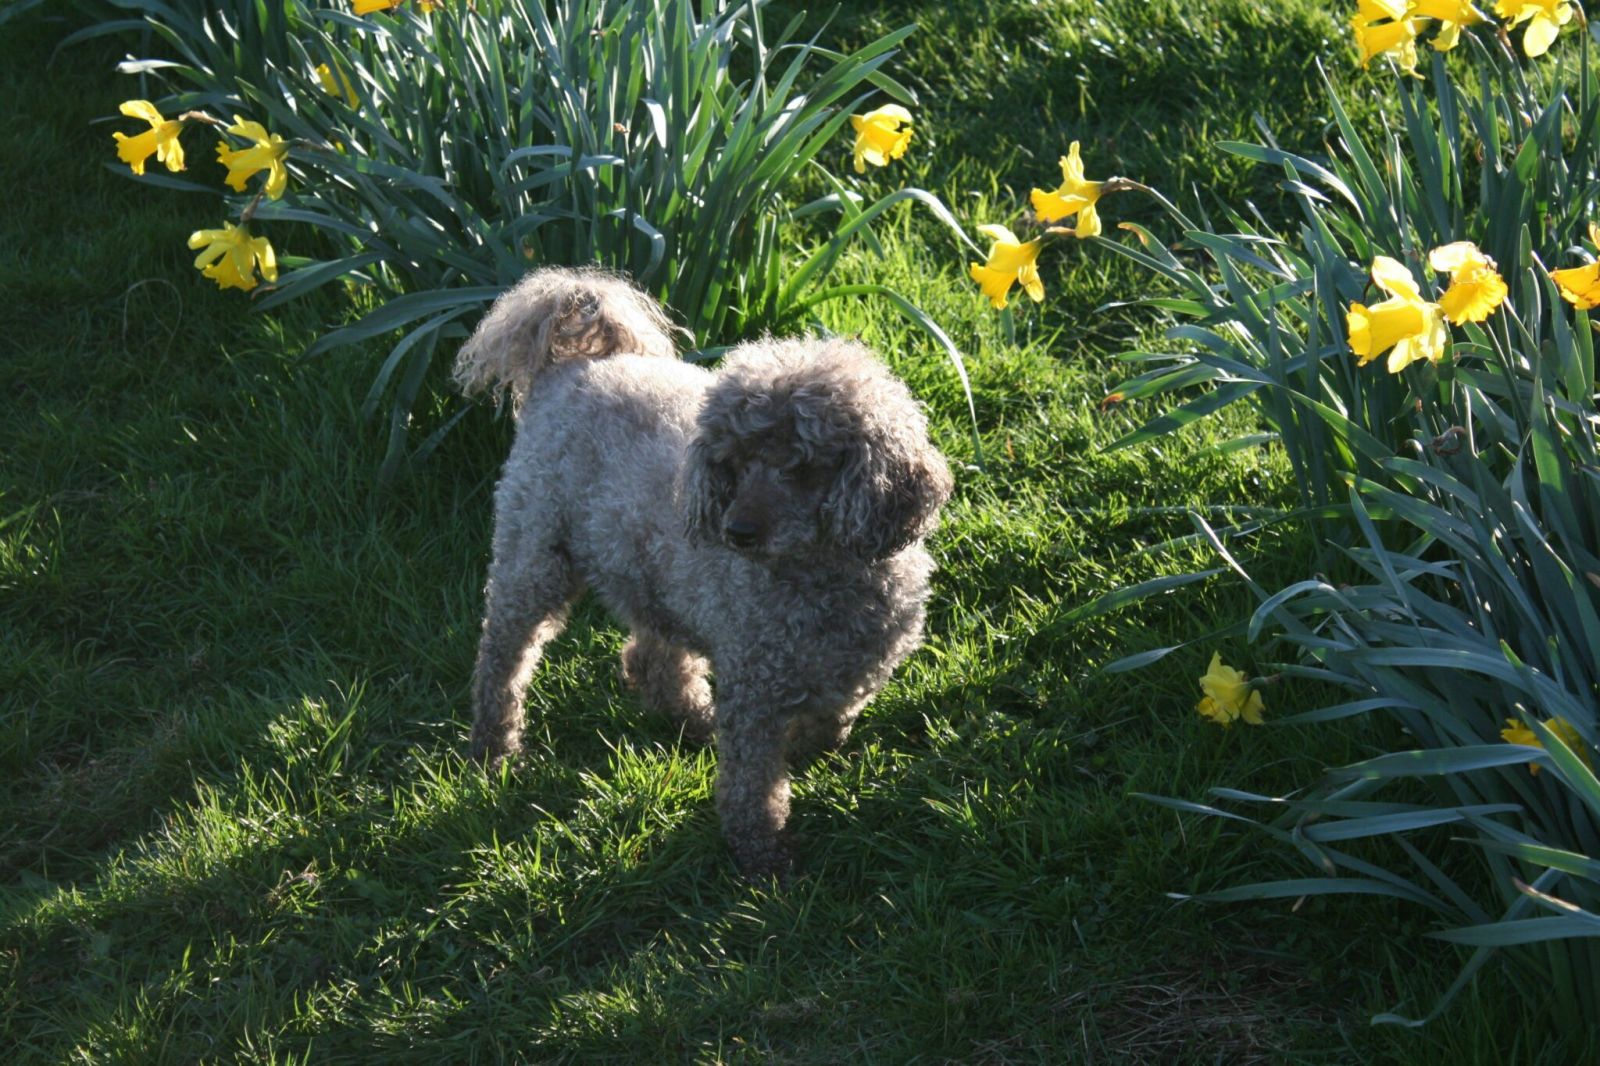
[[713, 689, 794, 881]]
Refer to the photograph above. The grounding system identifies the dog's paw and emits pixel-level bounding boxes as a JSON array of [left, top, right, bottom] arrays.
[[469, 729, 520, 772], [677, 719, 715, 748]]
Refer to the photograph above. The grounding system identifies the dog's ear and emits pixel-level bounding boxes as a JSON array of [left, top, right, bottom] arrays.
[[681, 429, 736, 544], [825, 405, 953, 561], [827, 436, 953, 560]]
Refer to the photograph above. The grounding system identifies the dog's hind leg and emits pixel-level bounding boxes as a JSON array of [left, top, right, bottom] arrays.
[[469, 545, 580, 765], [620, 630, 715, 744], [787, 692, 870, 768]]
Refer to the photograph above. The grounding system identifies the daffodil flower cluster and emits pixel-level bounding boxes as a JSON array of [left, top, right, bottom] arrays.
[[844, 103, 1100, 312], [111, 97, 302, 292], [1346, 243, 1508, 372], [1351, 0, 1577, 72], [110, 0, 439, 293], [967, 142, 1124, 310]]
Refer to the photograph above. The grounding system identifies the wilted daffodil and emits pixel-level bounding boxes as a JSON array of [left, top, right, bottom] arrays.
[[1501, 717, 1592, 776], [1029, 142, 1104, 239], [1551, 222, 1600, 311], [217, 118, 290, 201], [969, 224, 1044, 310], [188, 222, 278, 292], [1410, 0, 1488, 51], [1351, 5, 1421, 76], [112, 100, 186, 175], [1196, 653, 1265, 727], [1347, 256, 1448, 372], [849, 104, 913, 174], [1429, 241, 1507, 324], [1493, 0, 1575, 59]]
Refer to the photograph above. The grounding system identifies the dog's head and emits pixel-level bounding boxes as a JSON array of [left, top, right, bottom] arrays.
[[681, 337, 952, 564]]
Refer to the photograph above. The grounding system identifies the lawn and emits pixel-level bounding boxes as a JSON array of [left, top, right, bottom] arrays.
[[1, 1, 1590, 1061]]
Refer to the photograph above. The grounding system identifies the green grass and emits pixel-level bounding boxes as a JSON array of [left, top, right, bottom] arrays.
[[2, 2, 1593, 1061]]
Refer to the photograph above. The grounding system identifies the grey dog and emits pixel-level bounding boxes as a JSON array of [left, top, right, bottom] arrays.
[[455, 266, 952, 879]]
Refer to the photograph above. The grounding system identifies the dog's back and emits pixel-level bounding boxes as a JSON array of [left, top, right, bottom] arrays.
[[495, 352, 713, 644], [504, 352, 708, 518]]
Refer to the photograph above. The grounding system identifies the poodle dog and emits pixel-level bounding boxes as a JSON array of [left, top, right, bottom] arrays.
[[455, 266, 952, 879]]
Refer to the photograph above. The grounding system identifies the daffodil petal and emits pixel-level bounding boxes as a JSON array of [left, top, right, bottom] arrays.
[[1358, 0, 1408, 18], [1063, 142, 1086, 183], [1371, 255, 1423, 299], [114, 129, 158, 174], [119, 99, 164, 125], [1074, 203, 1102, 239], [1522, 14, 1561, 57], [1428, 241, 1487, 274], [977, 223, 1022, 245], [969, 263, 1014, 309], [1439, 269, 1507, 324]]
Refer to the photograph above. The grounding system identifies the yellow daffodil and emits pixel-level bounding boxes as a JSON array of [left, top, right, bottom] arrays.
[[1501, 717, 1593, 776], [968, 224, 1044, 310], [217, 117, 290, 201], [1493, 0, 1575, 58], [1029, 141, 1104, 239], [351, 0, 402, 13], [1428, 241, 1507, 324], [1552, 263, 1600, 310], [315, 62, 360, 107], [188, 222, 278, 292], [849, 104, 913, 174], [1410, 0, 1488, 51], [1196, 653, 1265, 727], [1351, 12, 1422, 76], [112, 100, 186, 175], [1347, 256, 1448, 372], [1551, 221, 1600, 311]]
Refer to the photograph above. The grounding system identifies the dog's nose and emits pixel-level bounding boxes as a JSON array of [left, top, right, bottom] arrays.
[[724, 517, 760, 547]]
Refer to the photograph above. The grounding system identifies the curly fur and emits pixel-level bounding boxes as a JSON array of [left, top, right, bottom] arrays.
[[458, 267, 953, 880], [454, 265, 681, 410]]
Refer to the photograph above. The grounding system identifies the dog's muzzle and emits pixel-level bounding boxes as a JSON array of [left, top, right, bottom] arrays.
[[723, 515, 761, 549]]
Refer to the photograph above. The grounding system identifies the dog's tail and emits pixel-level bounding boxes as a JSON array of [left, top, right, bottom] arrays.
[[453, 265, 679, 410]]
